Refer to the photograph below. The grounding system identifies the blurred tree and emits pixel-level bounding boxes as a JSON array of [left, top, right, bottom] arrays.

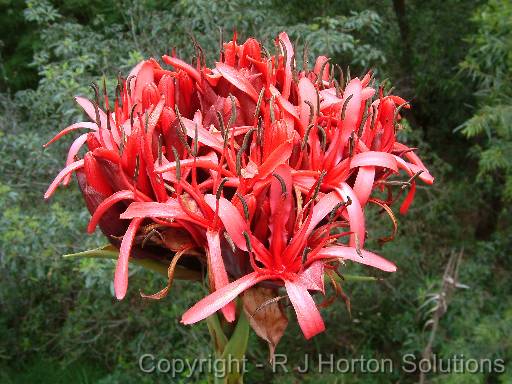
[[0, 0, 40, 90], [384, 1, 483, 163], [458, 0, 511, 237]]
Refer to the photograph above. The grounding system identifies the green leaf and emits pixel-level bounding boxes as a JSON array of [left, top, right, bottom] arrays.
[[64, 244, 201, 280], [206, 312, 229, 357], [220, 309, 250, 384], [221, 310, 249, 360], [327, 273, 380, 283]]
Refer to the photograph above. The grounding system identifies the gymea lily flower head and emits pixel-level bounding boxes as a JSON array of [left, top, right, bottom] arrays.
[[45, 32, 433, 341]]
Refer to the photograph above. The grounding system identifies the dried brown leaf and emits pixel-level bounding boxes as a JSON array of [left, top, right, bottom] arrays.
[[242, 287, 288, 362]]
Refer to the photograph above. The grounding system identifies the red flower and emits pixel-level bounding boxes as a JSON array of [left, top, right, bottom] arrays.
[[45, 32, 433, 340]]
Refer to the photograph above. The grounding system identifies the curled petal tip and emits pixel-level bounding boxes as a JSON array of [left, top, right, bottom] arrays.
[[115, 288, 127, 300], [114, 269, 129, 300]]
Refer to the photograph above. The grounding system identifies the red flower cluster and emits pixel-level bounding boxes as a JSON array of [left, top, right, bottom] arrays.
[[45, 32, 433, 339]]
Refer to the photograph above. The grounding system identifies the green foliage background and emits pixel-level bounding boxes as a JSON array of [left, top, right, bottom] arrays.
[[0, 0, 510, 383]]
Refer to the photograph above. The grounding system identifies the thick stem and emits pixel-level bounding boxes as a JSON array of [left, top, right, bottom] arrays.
[[206, 308, 250, 383]]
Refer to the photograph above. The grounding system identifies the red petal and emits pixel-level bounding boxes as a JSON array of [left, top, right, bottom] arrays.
[[258, 140, 293, 179], [114, 218, 143, 299], [74, 97, 116, 148], [133, 61, 155, 106], [334, 79, 362, 162], [313, 56, 329, 81], [141, 98, 168, 202], [353, 166, 375, 206], [350, 151, 398, 172], [284, 279, 325, 339], [298, 77, 317, 132], [298, 261, 325, 293], [319, 88, 343, 110], [62, 133, 88, 185], [84, 152, 113, 195], [127, 60, 144, 94], [335, 183, 366, 248], [43, 122, 97, 147], [44, 159, 85, 199], [316, 246, 397, 272], [399, 181, 416, 215], [158, 75, 176, 108], [216, 62, 259, 102], [181, 272, 269, 324], [141, 82, 159, 110], [76, 170, 124, 237], [361, 71, 372, 87], [394, 156, 434, 185], [120, 200, 186, 220], [155, 156, 221, 174], [305, 192, 343, 237], [269, 85, 300, 120], [389, 95, 409, 107], [162, 55, 201, 83], [361, 87, 376, 101], [75, 96, 109, 127], [87, 190, 135, 233], [269, 165, 293, 257], [278, 32, 294, 100], [341, 79, 362, 132], [204, 194, 249, 251], [206, 230, 236, 322], [178, 115, 224, 152]]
